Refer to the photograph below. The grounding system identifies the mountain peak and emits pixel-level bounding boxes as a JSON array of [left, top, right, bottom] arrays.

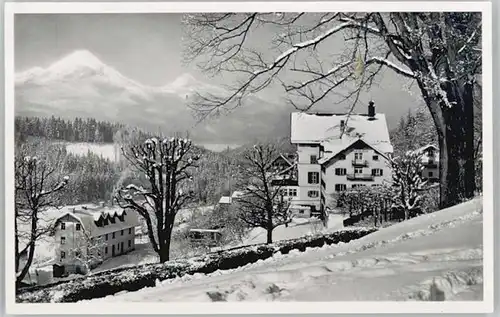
[[48, 50, 105, 72], [168, 73, 199, 89]]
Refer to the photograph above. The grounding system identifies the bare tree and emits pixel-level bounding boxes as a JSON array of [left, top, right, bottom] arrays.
[[15, 146, 69, 285], [67, 231, 106, 274], [114, 137, 200, 262], [236, 144, 293, 244], [183, 12, 481, 208], [390, 151, 429, 220]]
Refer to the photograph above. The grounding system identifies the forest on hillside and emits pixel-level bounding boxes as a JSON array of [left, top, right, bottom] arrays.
[[15, 115, 295, 207], [15, 116, 125, 143]]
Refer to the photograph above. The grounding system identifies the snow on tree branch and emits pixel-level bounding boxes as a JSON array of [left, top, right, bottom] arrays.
[[115, 136, 200, 262]]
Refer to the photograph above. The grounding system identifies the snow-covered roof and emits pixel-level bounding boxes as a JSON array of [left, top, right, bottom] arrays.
[[231, 191, 245, 199], [290, 112, 393, 154], [54, 204, 141, 237], [410, 144, 440, 164], [318, 138, 390, 165], [218, 196, 232, 204], [272, 153, 295, 167], [414, 144, 438, 154], [189, 228, 221, 233]]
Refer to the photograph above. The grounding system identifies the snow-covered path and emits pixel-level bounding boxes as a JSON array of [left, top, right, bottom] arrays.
[[89, 199, 483, 302]]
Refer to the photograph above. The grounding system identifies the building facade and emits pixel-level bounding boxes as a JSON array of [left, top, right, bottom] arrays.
[[52, 204, 140, 276], [290, 101, 394, 217], [415, 144, 439, 182], [320, 139, 392, 208]]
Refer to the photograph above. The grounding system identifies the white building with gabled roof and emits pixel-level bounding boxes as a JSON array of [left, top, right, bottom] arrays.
[[290, 101, 394, 217], [413, 144, 439, 181], [52, 204, 140, 276]]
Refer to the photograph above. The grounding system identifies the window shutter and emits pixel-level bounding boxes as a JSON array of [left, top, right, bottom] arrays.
[[371, 169, 376, 176], [380, 169, 383, 176]]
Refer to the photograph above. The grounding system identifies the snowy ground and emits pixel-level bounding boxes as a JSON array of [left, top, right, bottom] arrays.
[[87, 198, 483, 302], [65, 142, 117, 161], [240, 214, 346, 246]]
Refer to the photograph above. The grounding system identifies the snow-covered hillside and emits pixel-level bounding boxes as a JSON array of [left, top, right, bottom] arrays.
[[64, 142, 118, 161], [88, 198, 483, 302]]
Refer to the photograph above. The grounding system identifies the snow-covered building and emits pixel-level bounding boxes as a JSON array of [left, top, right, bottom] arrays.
[[52, 204, 140, 277], [218, 191, 245, 206], [290, 101, 394, 217], [413, 144, 439, 182], [269, 153, 299, 200]]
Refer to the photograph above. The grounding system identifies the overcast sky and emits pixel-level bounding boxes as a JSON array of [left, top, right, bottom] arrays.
[[15, 13, 424, 128]]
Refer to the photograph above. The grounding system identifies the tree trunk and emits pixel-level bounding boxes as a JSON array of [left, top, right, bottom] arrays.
[[266, 228, 273, 244], [15, 215, 19, 273], [437, 84, 476, 208], [16, 241, 35, 285], [420, 81, 475, 209], [158, 225, 173, 263], [159, 237, 171, 263]]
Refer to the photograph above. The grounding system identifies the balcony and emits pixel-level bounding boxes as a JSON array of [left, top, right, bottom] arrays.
[[424, 162, 438, 168], [346, 173, 374, 181], [351, 159, 369, 167]]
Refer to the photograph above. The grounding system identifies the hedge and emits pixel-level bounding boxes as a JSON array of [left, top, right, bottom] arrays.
[[16, 227, 377, 303]]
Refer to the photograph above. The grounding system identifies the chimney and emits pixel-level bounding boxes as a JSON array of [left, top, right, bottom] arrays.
[[368, 101, 375, 117]]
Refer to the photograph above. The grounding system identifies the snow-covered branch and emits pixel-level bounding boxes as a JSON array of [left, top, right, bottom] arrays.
[[365, 56, 416, 78]]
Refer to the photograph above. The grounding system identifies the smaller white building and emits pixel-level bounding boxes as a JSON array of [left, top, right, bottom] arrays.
[[414, 144, 439, 181], [52, 204, 140, 276]]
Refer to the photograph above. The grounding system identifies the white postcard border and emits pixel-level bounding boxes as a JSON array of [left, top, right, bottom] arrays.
[[4, 2, 493, 314]]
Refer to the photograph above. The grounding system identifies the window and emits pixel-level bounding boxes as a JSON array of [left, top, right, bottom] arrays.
[[289, 188, 297, 197], [429, 171, 434, 177], [372, 155, 379, 161], [128, 240, 132, 248], [308, 172, 319, 184], [105, 234, 108, 241], [105, 246, 108, 254], [299, 210, 304, 214], [372, 168, 383, 176], [335, 168, 347, 176], [310, 155, 318, 164], [117, 243, 120, 251], [354, 167, 363, 174], [61, 222, 66, 230], [112, 232, 115, 239], [308, 190, 319, 198], [61, 251, 66, 259], [129, 228, 132, 234], [121, 230, 124, 236], [354, 152, 363, 160], [61, 237, 66, 245], [335, 184, 347, 192], [352, 184, 366, 189], [75, 223, 81, 231]]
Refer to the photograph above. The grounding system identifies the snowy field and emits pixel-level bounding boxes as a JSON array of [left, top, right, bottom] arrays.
[[63, 142, 239, 160], [87, 198, 483, 302], [239, 214, 346, 246], [64, 142, 117, 161]]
